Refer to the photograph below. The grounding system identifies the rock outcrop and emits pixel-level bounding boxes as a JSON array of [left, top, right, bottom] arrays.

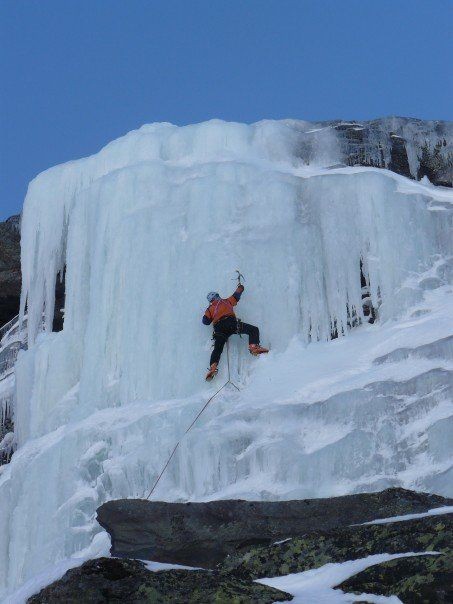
[[0, 214, 66, 333], [220, 509, 452, 603], [339, 552, 452, 603], [29, 489, 452, 602], [297, 116, 453, 186], [27, 558, 291, 603], [220, 510, 452, 579], [0, 215, 21, 327], [97, 488, 450, 566]]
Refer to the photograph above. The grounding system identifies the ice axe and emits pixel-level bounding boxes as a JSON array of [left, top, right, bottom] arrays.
[[233, 270, 245, 286]]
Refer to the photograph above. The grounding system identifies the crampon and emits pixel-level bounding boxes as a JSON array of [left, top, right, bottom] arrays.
[[248, 344, 269, 356], [205, 363, 218, 381]]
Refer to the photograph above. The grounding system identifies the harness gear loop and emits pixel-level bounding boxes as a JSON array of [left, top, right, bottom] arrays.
[[145, 340, 239, 500]]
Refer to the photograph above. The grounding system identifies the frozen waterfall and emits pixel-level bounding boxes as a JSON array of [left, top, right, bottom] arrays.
[[1, 119, 452, 599]]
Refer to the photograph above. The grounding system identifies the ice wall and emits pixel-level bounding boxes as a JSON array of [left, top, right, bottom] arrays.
[[18, 122, 451, 443], [1, 120, 452, 598]]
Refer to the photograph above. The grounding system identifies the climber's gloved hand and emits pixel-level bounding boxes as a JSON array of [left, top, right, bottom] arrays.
[[237, 283, 245, 293]]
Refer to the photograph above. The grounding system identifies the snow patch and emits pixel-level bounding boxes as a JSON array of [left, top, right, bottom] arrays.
[[358, 505, 453, 526], [143, 560, 202, 572]]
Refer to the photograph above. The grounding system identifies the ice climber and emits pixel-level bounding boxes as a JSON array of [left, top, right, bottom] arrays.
[[203, 284, 269, 381]]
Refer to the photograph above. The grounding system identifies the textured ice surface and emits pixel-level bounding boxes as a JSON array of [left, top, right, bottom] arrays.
[[1, 120, 453, 598]]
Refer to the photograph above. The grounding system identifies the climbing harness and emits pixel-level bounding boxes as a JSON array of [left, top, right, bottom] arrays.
[[212, 317, 241, 342], [145, 340, 239, 499]]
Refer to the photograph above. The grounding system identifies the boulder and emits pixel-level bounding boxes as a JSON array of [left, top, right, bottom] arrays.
[[220, 511, 452, 579], [97, 488, 450, 567], [338, 551, 453, 603], [27, 557, 291, 604]]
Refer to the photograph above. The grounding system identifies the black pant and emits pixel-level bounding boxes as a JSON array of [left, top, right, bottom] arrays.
[[210, 316, 260, 366]]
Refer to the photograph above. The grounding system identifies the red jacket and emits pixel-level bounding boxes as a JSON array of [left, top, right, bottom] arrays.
[[203, 286, 243, 325]]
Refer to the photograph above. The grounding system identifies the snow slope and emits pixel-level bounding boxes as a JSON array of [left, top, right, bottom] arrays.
[[0, 120, 452, 598]]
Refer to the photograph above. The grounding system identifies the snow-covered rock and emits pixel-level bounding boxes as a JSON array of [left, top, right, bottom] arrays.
[[296, 116, 453, 186], [1, 119, 452, 599], [26, 489, 453, 604]]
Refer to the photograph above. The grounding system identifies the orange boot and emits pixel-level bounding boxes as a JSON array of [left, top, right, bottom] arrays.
[[249, 344, 269, 356], [205, 363, 218, 381]]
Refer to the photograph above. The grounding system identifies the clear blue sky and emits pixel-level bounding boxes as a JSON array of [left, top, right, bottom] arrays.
[[1, 0, 452, 220]]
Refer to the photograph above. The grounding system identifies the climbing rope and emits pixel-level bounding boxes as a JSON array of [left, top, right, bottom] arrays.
[[145, 340, 239, 499]]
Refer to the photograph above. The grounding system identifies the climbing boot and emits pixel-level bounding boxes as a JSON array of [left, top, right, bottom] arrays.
[[205, 363, 218, 381], [249, 344, 269, 356]]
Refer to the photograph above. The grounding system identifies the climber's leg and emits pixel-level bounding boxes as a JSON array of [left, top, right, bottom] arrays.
[[210, 332, 228, 366], [240, 322, 269, 356], [239, 322, 260, 345]]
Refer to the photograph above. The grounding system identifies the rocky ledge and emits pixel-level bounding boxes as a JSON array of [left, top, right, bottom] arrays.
[[96, 487, 448, 566], [28, 558, 290, 604], [29, 488, 452, 603], [339, 553, 452, 603]]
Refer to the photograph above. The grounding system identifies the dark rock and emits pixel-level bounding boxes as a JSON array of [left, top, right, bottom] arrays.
[[34, 491, 453, 602], [5, 214, 21, 232], [0, 214, 65, 334], [334, 123, 376, 168], [0, 416, 14, 465], [27, 557, 291, 603], [53, 271, 66, 332], [388, 133, 411, 178], [297, 117, 453, 186], [220, 512, 452, 579], [97, 488, 450, 567], [338, 551, 453, 603], [417, 139, 453, 187], [0, 215, 21, 327]]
